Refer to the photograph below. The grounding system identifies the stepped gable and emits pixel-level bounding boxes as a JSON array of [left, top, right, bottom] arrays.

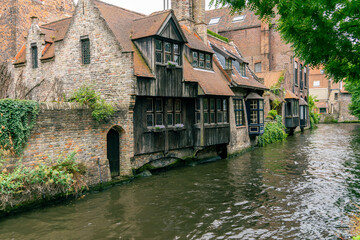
[[181, 25, 213, 53], [208, 35, 268, 90]]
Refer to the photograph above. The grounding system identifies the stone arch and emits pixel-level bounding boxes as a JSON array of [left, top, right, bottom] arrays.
[[106, 125, 124, 178]]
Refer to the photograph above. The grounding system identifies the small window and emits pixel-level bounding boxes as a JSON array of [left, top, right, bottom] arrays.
[[209, 17, 221, 25], [240, 63, 246, 77], [155, 39, 163, 63], [304, 67, 307, 87], [294, 61, 298, 85], [232, 15, 245, 22], [192, 51, 212, 69], [313, 81, 320, 87], [81, 37, 90, 64], [205, 54, 211, 70], [334, 92, 339, 100], [31, 43, 38, 69], [192, 52, 198, 67], [225, 59, 232, 70], [195, 99, 201, 124], [254, 62, 261, 73]]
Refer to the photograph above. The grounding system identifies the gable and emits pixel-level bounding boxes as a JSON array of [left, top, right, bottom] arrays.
[[159, 18, 183, 42]]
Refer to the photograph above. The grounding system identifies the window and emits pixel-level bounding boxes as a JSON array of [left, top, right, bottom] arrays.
[[146, 98, 182, 127], [155, 98, 163, 125], [195, 99, 201, 124], [166, 98, 182, 126], [240, 63, 246, 77], [300, 64, 303, 89], [146, 98, 154, 127], [192, 51, 212, 70], [203, 98, 228, 125], [320, 108, 326, 114], [175, 99, 181, 124], [81, 37, 90, 64], [31, 43, 38, 69], [225, 58, 232, 73], [155, 39, 181, 65], [249, 99, 264, 124], [313, 81, 320, 87], [294, 61, 298, 85], [334, 92, 339, 100], [167, 99, 174, 126], [232, 15, 245, 22], [234, 99, 244, 126], [254, 62, 261, 73], [209, 17, 221, 25], [304, 67, 307, 88]]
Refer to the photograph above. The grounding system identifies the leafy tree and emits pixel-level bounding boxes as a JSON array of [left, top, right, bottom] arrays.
[[210, 0, 360, 119]]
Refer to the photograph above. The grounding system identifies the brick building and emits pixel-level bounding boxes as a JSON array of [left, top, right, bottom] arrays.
[[206, 8, 310, 132], [309, 67, 358, 121], [0, 0, 74, 64]]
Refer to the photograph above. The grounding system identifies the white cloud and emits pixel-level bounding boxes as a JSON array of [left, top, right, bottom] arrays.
[[74, 0, 214, 15]]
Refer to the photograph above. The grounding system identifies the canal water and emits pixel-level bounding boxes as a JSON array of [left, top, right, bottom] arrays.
[[1, 124, 360, 239]]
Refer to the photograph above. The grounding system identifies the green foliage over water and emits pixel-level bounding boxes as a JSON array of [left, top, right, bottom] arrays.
[[68, 85, 115, 122], [258, 115, 287, 147], [308, 95, 320, 129], [0, 152, 87, 212], [0, 99, 39, 156]]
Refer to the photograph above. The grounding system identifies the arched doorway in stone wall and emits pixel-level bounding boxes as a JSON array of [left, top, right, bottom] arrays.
[[107, 127, 122, 177]]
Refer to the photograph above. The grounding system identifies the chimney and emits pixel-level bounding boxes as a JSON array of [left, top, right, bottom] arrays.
[[31, 16, 39, 25], [171, 0, 207, 44]]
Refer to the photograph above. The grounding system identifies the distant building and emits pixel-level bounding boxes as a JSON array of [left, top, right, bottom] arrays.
[[206, 8, 309, 132], [309, 67, 357, 121]]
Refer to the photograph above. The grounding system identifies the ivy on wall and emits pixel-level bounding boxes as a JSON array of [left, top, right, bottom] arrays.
[[0, 99, 39, 156]]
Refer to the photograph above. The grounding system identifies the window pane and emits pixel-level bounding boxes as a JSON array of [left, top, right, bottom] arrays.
[[206, 54, 211, 61], [210, 112, 215, 123], [167, 99, 173, 111], [175, 113, 181, 124], [199, 61, 204, 68], [260, 110, 264, 124], [217, 112, 223, 123], [254, 62, 261, 73], [155, 99, 163, 112], [224, 111, 228, 123], [167, 113, 173, 126], [210, 99, 215, 110], [81, 38, 90, 64], [239, 111, 243, 125], [31, 46, 38, 69], [156, 113, 163, 125], [155, 40, 162, 51], [204, 112, 209, 124], [223, 99, 227, 111], [259, 100, 263, 110], [165, 42, 171, 52], [147, 114, 154, 127], [203, 99, 208, 110], [175, 99, 181, 111], [199, 53, 204, 60], [174, 44, 179, 54], [156, 52, 163, 63], [174, 55, 180, 65], [251, 111, 258, 124], [206, 62, 211, 69], [250, 100, 257, 109], [193, 59, 198, 67], [146, 98, 153, 112], [216, 99, 221, 111], [165, 54, 171, 63], [196, 112, 201, 124]]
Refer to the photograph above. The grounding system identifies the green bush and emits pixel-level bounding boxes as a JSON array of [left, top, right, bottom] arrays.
[[0, 152, 87, 211], [308, 95, 320, 129], [207, 29, 229, 42], [0, 99, 39, 155], [267, 109, 278, 120], [68, 85, 115, 122], [258, 115, 287, 147]]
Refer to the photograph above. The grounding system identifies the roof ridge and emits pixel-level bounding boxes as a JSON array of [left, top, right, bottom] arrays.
[[208, 34, 230, 45], [41, 17, 72, 27], [133, 9, 171, 21], [94, 0, 145, 17]]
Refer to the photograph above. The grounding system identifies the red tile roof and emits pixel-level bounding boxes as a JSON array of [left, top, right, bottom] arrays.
[[181, 25, 213, 53], [285, 90, 299, 99], [184, 56, 234, 96], [133, 43, 154, 78]]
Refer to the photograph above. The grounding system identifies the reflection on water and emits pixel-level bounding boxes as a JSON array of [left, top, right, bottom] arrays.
[[1, 124, 360, 239]]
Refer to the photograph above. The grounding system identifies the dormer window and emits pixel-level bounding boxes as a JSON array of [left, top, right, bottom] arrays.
[[192, 51, 212, 70], [232, 15, 245, 23], [225, 58, 232, 70], [31, 43, 38, 69], [209, 17, 221, 25], [155, 39, 181, 66], [240, 63, 246, 77]]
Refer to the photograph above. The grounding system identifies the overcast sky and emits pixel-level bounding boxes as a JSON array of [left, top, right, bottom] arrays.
[[74, 0, 215, 15]]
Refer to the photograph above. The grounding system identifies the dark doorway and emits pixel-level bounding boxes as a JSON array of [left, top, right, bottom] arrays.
[[107, 128, 120, 177]]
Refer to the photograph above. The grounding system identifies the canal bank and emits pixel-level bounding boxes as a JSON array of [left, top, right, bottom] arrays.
[[0, 123, 359, 239]]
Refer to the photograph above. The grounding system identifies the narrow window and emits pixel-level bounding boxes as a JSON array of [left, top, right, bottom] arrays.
[[216, 98, 223, 123], [81, 37, 90, 64], [240, 63, 246, 77], [203, 98, 209, 124], [146, 98, 154, 127], [225, 58, 232, 70], [223, 99, 228, 123], [335, 92, 339, 100], [164, 42, 172, 63], [173, 44, 180, 65], [199, 53, 205, 68], [304, 67, 307, 87], [205, 54, 211, 70], [31, 43, 38, 69], [254, 62, 261, 73], [195, 99, 201, 124], [155, 98, 163, 125], [210, 98, 215, 124], [155, 39, 163, 63], [259, 100, 264, 124], [167, 99, 174, 126], [175, 99, 181, 124], [250, 100, 258, 124], [300, 64, 303, 89], [192, 51, 198, 67], [234, 99, 244, 126], [294, 61, 298, 85]]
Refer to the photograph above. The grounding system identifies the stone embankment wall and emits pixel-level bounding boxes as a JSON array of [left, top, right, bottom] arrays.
[[4, 102, 134, 186]]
